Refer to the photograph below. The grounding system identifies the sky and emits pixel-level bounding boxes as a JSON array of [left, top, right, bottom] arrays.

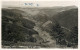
[[2, 1, 78, 8]]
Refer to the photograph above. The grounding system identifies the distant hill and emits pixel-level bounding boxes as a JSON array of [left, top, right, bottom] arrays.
[[51, 8, 78, 29], [17, 6, 77, 25], [10, 6, 78, 33], [17, 5, 77, 17]]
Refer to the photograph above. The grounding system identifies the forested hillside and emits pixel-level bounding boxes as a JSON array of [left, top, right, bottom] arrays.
[[2, 6, 78, 48], [2, 9, 42, 44]]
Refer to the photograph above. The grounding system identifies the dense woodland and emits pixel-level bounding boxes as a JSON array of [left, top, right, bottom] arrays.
[[2, 6, 78, 48]]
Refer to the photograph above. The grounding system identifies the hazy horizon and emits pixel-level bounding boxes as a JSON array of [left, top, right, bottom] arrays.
[[2, 1, 78, 8]]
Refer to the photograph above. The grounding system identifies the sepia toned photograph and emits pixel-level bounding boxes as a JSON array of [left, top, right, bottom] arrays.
[[2, 1, 78, 48]]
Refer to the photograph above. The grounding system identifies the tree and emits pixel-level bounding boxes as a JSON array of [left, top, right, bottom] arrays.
[[52, 22, 66, 45], [70, 26, 78, 44]]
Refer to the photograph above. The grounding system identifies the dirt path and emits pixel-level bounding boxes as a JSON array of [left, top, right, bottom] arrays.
[[33, 25, 58, 47]]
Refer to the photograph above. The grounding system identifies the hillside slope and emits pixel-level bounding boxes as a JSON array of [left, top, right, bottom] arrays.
[[51, 8, 78, 29]]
